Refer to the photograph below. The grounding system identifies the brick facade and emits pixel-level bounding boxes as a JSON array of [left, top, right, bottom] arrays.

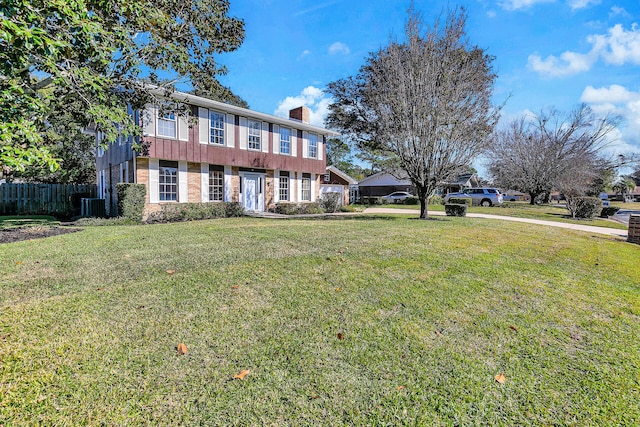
[[628, 215, 640, 245]]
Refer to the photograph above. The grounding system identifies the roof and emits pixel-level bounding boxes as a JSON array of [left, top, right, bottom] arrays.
[[357, 171, 411, 187], [167, 90, 340, 137], [326, 165, 357, 184]]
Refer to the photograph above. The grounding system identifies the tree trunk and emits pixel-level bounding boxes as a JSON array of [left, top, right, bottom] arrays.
[[419, 195, 428, 219], [529, 192, 537, 205]]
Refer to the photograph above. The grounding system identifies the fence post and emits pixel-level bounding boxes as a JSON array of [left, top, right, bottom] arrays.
[[628, 215, 640, 245]]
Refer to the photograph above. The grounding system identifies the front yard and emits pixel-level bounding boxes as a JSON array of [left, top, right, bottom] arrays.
[[1, 216, 639, 425]]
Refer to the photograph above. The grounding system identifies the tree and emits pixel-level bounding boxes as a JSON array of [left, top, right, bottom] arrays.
[[487, 105, 620, 204], [1, 0, 245, 173], [612, 176, 637, 201], [326, 7, 500, 218]]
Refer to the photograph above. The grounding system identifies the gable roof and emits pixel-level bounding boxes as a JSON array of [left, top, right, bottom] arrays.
[[326, 166, 357, 185], [357, 171, 411, 187]]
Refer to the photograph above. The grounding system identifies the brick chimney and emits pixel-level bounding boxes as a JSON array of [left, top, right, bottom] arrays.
[[289, 106, 310, 124]]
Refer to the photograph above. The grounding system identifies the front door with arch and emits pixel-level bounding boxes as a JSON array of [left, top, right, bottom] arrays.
[[242, 174, 264, 212]]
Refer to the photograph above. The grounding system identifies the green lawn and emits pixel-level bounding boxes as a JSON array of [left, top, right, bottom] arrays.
[[373, 201, 630, 230], [1, 216, 639, 425], [0, 215, 59, 229]]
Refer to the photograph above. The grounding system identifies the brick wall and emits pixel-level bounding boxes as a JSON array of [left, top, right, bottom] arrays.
[[187, 162, 201, 203], [628, 215, 640, 245]]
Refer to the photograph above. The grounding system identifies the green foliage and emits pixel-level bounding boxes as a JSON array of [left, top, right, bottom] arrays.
[[404, 196, 419, 205], [116, 183, 146, 223], [445, 203, 467, 216], [428, 195, 443, 205], [600, 206, 621, 217], [273, 202, 324, 215], [319, 192, 342, 213], [146, 202, 243, 223], [448, 197, 472, 207], [1, 0, 245, 171], [566, 196, 602, 219]]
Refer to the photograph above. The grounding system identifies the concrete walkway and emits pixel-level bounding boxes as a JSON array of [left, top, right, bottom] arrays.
[[363, 207, 629, 239]]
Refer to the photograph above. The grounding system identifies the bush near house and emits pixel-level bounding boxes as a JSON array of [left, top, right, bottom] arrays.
[[566, 196, 602, 219], [319, 192, 342, 213], [116, 183, 146, 223], [146, 202, 244, 223], [272, 202, 324, 215], [445, 203, 467, 216], [600, 206, 621, 218], [448, 197, 472, 207]]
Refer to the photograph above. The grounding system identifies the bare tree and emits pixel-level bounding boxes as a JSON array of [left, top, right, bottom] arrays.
[[326, 7, 500, 218], [487, 105, 621, 204]]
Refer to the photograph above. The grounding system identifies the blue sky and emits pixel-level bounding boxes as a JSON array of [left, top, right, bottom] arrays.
[[216, 0, 640, 168]]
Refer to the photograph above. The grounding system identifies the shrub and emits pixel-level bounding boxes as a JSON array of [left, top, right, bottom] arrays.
[[146, 202, 243, 223], [404, 196, 419, 205], [74, 217, 138, 226], [116, 183, 146, 223], [445, 203, 467, 216], [319, 192, 342, 213], [361, 196, 382, 205], [448, 197, 472, 207], [273, 202, 324, 215], [566, 196, 602, 219], [428, 195, 443, 205], [600, 206, 621, 218]]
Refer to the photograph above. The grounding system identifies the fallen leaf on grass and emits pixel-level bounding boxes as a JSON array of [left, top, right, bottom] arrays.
[[166, 269, 176, 275], [335, 287, 342, 292], [15, 261, 22, 265], [177, 343, 188, 355], [97, 287, 104, 291], [435, 330, 443, 337], [337, 332, 345, 340], [509, 325, 518, 332], [234, 369, 250, 380], [495, 373, 506, 384], [232, 285, 239, 289], [397, 385, 406, 390]]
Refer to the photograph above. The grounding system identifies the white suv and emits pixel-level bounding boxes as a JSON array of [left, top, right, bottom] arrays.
[[444, 188, 503, 207]]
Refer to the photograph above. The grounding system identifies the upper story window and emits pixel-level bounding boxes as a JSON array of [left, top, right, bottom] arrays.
[[248, 119, 261, 150], [209, 111, 225, 145], [158, 113, 176, 138], [308, 133, 318, 158], [280, 127, 291, 155]]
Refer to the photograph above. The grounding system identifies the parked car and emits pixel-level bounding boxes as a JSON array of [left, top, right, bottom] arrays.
[[381, 191, 414, 203], [444, 188, 503, 207]]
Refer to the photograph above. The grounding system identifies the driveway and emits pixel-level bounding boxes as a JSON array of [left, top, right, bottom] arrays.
[[363, 208, 629, 239], [612, 209, 640, 226]]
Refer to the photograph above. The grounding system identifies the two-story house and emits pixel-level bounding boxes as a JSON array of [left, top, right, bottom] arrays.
[[96, 91, 339, 216]]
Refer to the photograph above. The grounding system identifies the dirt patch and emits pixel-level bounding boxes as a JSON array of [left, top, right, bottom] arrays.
[[0, 226, 82, 244]]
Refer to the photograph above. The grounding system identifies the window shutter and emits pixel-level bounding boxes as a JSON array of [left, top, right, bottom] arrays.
[[226, 114, 235, 147], [272, 125, 280, 155], [318, 136, 324, 161], [302, 131, 309, 158], [224, 165, 232, 202], [274, 171, 280, 203], [178, 112, 189, 141], [311, 173, 316, 201], [239, 117, 248, 149], [291, 130, 297, 157], [198, 107, 209, 144], [178, 161, 188, 203], [149, 158, 159, 203], [201, 163, 209, 202], [142, 105, 156, 136], [261, 122, 269, 153]]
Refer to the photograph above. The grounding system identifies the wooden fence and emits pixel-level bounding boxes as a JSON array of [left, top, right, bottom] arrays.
[[0, 183, 98, 217]]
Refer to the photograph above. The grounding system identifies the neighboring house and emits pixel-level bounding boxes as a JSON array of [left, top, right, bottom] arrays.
[[356, 172, 414, 199], [96, 91, 339, 216], [441, 173, 480, 195], [320, 165, 357, 206]]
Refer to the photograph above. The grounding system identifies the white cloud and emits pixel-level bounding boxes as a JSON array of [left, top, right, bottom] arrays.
[[528, 51, 595, 77], [500, 0, 555, 11], [528, 23, 640, 76], [297, 49, 311, 61], [273, 86, 332, 127], [581, 84, 639, 104], [609, 6, 630, 18], [569, 0, 600, 10], [328, 42, 350, 55]]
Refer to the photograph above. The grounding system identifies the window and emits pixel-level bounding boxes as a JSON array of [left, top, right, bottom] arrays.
[[280, 127, 291, 155], [279, 172, 289, 201], [209, 165, 224, 201], [209, 111, 225, 145], [159, 161, 178, 201], [324, 172, 331, 182], [308, 133, 318, 158], [248, 119, 261, 150], [301, 176, 311, 201], [158, 113, 176, 138]]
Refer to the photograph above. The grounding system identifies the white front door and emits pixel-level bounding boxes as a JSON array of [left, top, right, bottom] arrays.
[[243, 175, 264, 212]]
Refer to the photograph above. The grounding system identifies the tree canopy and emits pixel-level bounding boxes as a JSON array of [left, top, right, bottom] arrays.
[[487, 105, 620, 204], [0, 0, 245, 174], [326, 7, 500, 218]]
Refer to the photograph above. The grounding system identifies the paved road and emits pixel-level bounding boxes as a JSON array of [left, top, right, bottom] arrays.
[[612, 210, 640, 226], [363, 208, 629, 239]]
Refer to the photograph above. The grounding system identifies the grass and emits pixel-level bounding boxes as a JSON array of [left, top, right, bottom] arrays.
[[370, 201, 631, 230], [0, 215, 59, 229], [1, 216, 639, 425]]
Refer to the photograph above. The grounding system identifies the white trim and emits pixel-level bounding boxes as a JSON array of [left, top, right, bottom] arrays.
[[178, 161, 188, 203], [272, 124, 280, 155], [198, 107, 209, 144], [318, 136, 323, 161], [291, 130, 297, 157], [302, 131, 309, 158], [261, 122, 269, 153], [226, 114, 235, 148], [201, 163, 209, 202], [274, 170, 280, 203], [311, 173, 316, 201], [149, 158, 159, 203]]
